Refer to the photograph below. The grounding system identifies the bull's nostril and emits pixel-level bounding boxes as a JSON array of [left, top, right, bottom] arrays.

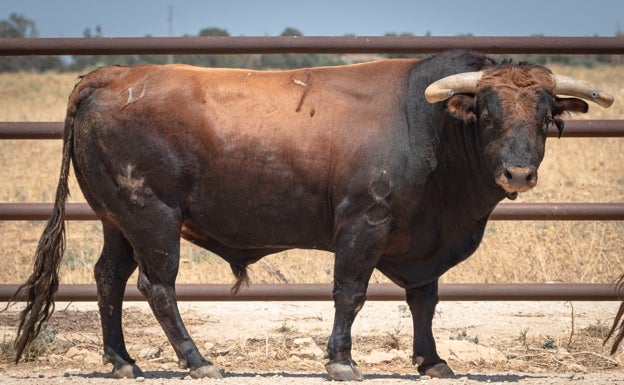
[[501, 166, 537, 188]]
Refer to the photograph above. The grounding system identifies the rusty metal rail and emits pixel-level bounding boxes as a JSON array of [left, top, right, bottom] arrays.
[[0, 283, 620, 302], [1, 36, 624, 56], [0, 202, 623, 221], [2, 120, 624, 140]]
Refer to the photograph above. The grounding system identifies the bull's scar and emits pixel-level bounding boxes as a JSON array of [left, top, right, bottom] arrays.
[[125, 83, 147, 105], [293, 78, 308, 87], [292, 73, 311, 112]]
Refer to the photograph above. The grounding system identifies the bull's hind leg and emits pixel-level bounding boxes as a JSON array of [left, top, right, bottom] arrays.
[[127, 208, 222, 379], [95, 222, 141, 378]]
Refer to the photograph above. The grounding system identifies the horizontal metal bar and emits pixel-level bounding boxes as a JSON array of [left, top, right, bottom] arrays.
[[1, 203, 622, 221], [490, 203, 624, 221], [2, 120, 623, 140], [0, 283, 619, 302], [0, 122, 64, 140], [555, 120, 624, 138], [1, 36, 623, 56], [0, 203, 96, 220]]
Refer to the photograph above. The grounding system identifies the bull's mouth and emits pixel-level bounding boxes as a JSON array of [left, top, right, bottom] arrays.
[[495, 165, 538, 200], [504, 191, 519, 200]]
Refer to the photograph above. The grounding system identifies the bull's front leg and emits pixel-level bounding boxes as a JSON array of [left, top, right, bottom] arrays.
[[406, 280, 455, 378], [326, 224, 392, 379]]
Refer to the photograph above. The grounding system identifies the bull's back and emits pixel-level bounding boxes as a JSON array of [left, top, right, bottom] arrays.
[[70, 61, 416, 248]]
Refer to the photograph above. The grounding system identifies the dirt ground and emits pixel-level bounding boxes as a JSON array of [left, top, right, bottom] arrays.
[[1, 300, 623, 384]]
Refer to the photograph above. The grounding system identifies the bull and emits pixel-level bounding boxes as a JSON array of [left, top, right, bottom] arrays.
[[10, 50, 616, 380]]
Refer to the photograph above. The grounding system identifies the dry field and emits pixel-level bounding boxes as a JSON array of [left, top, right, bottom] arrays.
[[0, 63, 623, 382]]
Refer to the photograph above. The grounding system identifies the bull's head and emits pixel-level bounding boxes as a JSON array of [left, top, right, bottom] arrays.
[[424, 65, 614, 199]]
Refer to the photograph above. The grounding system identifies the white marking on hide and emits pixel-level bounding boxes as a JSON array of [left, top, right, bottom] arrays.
[[125, 83, 147, 105], [118, 164, 147, 205], [293, 78, 308, 87]]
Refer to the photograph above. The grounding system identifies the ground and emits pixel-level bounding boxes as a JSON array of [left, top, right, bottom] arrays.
[[1, 300, 623, 384]]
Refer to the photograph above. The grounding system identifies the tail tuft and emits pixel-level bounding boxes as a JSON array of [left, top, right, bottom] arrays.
[[10, 130, 71, 362]]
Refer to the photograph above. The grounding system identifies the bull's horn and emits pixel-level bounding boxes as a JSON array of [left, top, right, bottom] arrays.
[[553, 75, 614, 108], [424, 71, 483, 103]]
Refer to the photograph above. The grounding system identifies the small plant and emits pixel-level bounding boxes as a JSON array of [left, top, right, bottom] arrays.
[[385, 322, 403, 350], [0, 336, 15, 362], [398, 305, 410, 318], [0, 326, 58, 362], [518, 328, 529, 347], [275, 322, 297, 334], [541, 336, 556, 350], [450, 328, 479, 344], [581, 321, 610, 338]]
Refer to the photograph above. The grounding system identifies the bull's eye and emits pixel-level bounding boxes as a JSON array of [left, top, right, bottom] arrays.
[[480, 109, 492, 126]]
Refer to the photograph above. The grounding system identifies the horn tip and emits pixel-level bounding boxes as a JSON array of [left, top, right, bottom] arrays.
[[597, 93, 615, 108], [424, 86, 454, 104]]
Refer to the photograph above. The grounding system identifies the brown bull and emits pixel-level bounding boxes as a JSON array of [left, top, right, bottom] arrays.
[[10, 50, 616, 380]]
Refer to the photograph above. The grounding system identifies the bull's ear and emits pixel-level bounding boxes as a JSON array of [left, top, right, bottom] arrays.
[[555, 97, 589, 115], [446, 94, 476, 122]]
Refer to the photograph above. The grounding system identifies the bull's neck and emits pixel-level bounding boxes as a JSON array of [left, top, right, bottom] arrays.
[[429, 119, 506, 223]]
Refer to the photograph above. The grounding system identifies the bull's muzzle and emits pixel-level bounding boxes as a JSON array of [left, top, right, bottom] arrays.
[[495, 164, 538, 199]]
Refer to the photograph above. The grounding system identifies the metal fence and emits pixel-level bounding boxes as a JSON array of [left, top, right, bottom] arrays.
[[1, 36, 623, 302]]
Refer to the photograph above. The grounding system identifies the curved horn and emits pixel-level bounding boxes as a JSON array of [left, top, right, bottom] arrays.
[[424, 71, 483, 103], [553, 75, 614, 108]]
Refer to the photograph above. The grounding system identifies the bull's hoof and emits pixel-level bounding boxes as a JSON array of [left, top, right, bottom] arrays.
[[422, 362, 456, 379], [325, 361, 363, 381], [112, 363, 144, 379], [189, 364, 223, 379]]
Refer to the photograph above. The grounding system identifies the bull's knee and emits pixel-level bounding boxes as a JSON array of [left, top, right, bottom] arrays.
[[333, 283, 367, 313]]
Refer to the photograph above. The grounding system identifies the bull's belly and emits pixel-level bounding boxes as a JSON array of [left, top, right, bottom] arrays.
[[180, 200, 335, 251]]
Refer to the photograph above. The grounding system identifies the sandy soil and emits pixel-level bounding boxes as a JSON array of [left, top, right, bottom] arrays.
[[1, 300, 623, 384]]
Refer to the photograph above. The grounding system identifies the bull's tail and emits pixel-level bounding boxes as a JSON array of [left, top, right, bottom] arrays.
[[7, 69, 109, 362], [9, 114, 73, 362], [8, 66, 140, 361], [605, 274, 624, 355], [9, 67, 128, 362]]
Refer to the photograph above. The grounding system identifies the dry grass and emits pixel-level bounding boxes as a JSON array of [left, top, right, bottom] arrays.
[[0, 65, 622, 287]]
